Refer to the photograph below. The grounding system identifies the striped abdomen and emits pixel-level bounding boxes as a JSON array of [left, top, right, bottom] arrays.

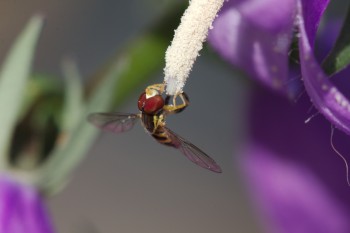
[[141, 113, 175, 148]]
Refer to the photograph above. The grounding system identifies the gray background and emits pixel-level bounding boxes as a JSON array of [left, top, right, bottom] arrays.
[[3, 0, 345, 232]]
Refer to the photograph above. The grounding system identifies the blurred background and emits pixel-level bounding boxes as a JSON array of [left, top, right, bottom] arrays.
[[0, 1, 346, 233], [0, 1, 259, 232]]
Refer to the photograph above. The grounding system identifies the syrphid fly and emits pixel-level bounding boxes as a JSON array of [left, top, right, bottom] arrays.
[[88, 83, 222, 173]]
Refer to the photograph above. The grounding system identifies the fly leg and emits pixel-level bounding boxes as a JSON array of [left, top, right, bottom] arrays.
[[145, 83, 165, 97], [152, 114, 165, 134], [163, 92, 190, 114]]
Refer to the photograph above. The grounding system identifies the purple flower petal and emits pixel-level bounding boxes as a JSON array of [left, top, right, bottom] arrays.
[[242, 145, 350, 233], [241, 87, 350, 233], [297, 2, 350, 135], [300, 0, 330, 49], [208, 0, 297, 96], [0, 175, 55, 233]]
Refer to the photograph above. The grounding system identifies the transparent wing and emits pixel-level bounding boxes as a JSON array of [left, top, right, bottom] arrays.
[[164, 127, 222, 173], [87, 112, 140, 134]]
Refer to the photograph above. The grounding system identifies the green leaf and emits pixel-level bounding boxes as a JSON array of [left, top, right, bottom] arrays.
[[0, 16, 43, 168], [38, 59, 128, 193], [20, 73, 62, 121], [322, 6, 350, 75], [61, 59, 84, 132]]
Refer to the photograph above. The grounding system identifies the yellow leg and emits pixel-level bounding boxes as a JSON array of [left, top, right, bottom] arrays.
[[145, 83, 165, 98], [152, 114, 165, 133], [163, 92, 189, 114]]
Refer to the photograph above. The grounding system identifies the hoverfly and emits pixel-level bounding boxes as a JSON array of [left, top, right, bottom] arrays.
[[88, 83, 222, 173]]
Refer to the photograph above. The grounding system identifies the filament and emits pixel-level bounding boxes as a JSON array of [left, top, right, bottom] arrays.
[[330, 125, 350, 186]]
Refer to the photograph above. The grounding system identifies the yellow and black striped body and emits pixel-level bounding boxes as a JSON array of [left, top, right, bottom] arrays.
[[141, 113, 175, 147]]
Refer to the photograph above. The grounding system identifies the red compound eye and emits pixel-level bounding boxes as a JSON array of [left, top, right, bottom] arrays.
[[138, 92, 147, 111], [144, 95, 164, 114], [137, 92, 164, 114]]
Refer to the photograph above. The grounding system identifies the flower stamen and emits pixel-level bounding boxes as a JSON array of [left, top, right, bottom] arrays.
[[164, 0, 225, 95]]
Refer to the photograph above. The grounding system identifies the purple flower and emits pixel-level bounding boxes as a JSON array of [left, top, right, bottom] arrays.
[[209, 0, 350, 232], [241, 88, 350, 233], [209, 0, 350, 134], [209, 0, 298, 97], [0, 174, 55, 233]]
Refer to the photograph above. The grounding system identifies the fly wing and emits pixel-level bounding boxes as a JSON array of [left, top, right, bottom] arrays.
[[164, 127, 222, 173], [87, 112, 140, 134]]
